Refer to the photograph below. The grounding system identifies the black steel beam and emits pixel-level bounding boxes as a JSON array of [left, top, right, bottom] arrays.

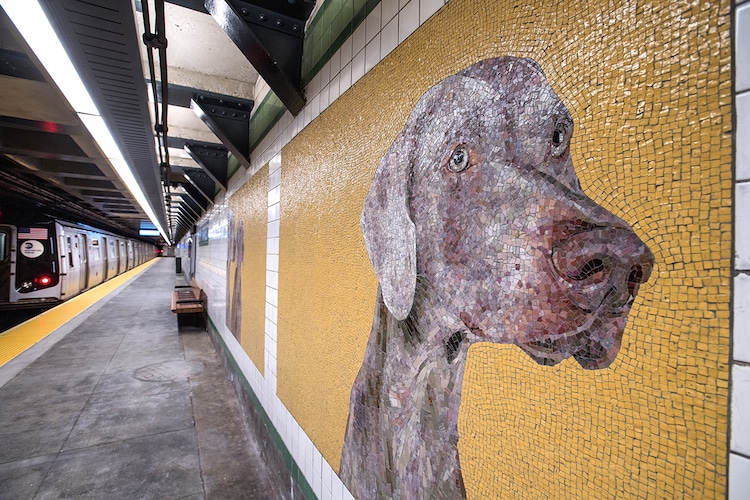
[[182, 169, 216, 203], [190, 93, 252, 168], [172, 180, 209, 212], [204, 0, 314, 116], [184, 142, 229, 189]]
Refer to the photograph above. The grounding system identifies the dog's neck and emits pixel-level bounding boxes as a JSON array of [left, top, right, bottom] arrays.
[[379, 282, 471, 498], [341, 282, 471, 499]]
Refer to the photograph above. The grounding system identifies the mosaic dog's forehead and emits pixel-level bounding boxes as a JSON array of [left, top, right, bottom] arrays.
[[409, 59, 569, 152]]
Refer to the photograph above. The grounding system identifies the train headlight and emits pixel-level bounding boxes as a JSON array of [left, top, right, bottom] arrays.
[[37, 275, 53, 286], [20, 280, 33, 290]]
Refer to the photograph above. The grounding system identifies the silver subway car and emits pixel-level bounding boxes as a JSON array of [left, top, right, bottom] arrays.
[[0, 220, 156, 308]]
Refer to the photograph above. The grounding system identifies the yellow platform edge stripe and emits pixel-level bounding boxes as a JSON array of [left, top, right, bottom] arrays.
[[0, 258, 159, 366]]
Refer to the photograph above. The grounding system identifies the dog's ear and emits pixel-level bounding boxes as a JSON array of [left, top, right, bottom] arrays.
[[361, 131, 416, 321]]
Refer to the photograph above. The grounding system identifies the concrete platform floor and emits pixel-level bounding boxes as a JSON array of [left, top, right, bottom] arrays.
[[0, 258, 284, 499]]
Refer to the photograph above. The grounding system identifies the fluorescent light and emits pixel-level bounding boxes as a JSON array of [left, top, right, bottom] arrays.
[[78, 114, 125, 161], [1, 0, 98, 115], [1, 0, 171, 243]]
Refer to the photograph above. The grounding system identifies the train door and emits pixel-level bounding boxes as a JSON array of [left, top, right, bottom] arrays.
[[126, 240, 134, 270], [64, 234, 81, 297], [58, 234, 68, 297], [118, 241, 127, 274], [0, 225, 12, 303], [79, 233, 89, 290], [101, 237, 109, 280]]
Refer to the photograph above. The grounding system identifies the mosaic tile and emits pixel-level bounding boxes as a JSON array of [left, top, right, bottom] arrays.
[[340, 56, 654, 498], [272, 0, 733, 498]]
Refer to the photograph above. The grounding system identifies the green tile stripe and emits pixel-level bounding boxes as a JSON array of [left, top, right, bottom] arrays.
[[303, 0, 379, 84], [207, 317, 317, 500], [242, 0, 380, 175], [249, 92, 287, 153]]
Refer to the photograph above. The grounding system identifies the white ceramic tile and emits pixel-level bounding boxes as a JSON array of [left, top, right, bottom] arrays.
[[320, 61, 331, 90], [382, 17, 399, 58], [329, 49, 341, 79], [268, 219, 280, 239], [266, 269, 278, 289], [352, 22, 366, 57], [399, 1, 420, 43], [268, 236, 280, 256], [340, 62, 352, 93], [268, 185, 280, 206], [267, 254, 279, 273], [736, 274, 750, 363], [303, 104, 312, 129], [352, 49, 366, 85], [330, 73, 341, 103], [730, 453, 750, 500], [420, 0, 444, 24], [266, 337, 277, 358], [732, 365, 750, 455], [382, 0, 399, 25], [365, 33, 381, 72], [266, 287, 277, 307], [310, 94, 321, 122], [366, 3, 381, 43], [340, 37, 353, 65], [738, 182, 750, 270], [738, 4, 750, 92], [304, 457, 313, 486], [269, 167, 281, 188], [268, 203, 279, 222], [313, 461, 322, 498], [322, 460, 333, 498], [321, 84, 330, 110], [308, 73, 322, 101], [332, 476, 344, 500], [739, 93, 750, 182]]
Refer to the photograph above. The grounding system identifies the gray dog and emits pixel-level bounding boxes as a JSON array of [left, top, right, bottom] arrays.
[[340, 57, 654, 499]]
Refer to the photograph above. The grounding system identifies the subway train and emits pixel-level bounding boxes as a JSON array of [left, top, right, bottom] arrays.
[[0, 219, 158, 309]]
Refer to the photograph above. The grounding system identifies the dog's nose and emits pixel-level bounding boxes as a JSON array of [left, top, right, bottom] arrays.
[[551, 226, 654, 313]]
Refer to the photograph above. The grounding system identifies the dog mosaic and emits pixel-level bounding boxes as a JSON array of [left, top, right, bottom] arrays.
[[340, 57, 655, 499]]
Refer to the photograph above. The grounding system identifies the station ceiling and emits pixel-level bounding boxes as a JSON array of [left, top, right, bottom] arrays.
[[0, 0, 317, 245]]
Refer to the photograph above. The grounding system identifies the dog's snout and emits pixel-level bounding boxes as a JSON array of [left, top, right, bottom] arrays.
[[551, 226, 654, 312]]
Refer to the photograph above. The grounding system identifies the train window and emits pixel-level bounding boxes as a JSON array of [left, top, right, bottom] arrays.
[[0, 233, 7, 262], [67, 237, 74, 267]]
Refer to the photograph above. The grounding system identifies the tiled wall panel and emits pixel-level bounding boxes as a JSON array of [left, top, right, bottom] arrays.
[[190, 0, 739, 498], [276, 0, 732, 498]]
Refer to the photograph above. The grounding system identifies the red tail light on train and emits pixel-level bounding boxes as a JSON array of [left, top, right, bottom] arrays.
[[35, 275, 53, 287]]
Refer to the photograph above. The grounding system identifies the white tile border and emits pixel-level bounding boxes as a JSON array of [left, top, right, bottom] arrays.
[[735, 0, 750, 495]]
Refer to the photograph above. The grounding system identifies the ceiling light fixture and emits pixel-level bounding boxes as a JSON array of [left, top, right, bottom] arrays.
[[1, 0, 171, 244]]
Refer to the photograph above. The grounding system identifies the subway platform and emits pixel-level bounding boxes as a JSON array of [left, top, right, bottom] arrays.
[[0, 257, 285, 499]]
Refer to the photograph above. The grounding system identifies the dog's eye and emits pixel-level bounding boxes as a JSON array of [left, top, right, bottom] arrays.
[[551, 121, 571, 157], [447, 146, 470, 173]]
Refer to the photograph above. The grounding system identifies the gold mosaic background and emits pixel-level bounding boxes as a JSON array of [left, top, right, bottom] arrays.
[[229, 165, 268, 374], [273, 0, 732, 496]]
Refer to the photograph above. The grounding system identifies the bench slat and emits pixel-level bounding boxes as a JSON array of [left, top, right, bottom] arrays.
[[171, 280, 205, 315]]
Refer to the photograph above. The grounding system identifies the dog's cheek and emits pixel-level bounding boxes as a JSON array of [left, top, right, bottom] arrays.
[[439, 167, 487, 265]]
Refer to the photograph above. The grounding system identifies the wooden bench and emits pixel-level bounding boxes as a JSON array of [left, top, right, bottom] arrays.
[[171, 280, 206, 329]]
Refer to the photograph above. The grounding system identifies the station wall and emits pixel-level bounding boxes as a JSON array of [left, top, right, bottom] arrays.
[[186, 0, 735, 497]]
